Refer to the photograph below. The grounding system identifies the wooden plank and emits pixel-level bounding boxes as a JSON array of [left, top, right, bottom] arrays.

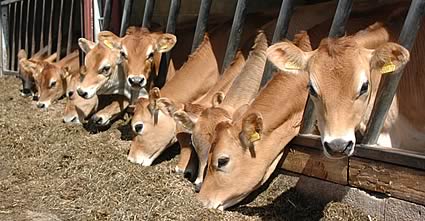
[[281, 144, 348, 185], [349, 157, 425, 206]]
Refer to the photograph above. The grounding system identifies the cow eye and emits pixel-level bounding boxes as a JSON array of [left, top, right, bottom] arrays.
[[49, 81, 57, 88], [217, 156, 230, 169], [308, 83, 318, 97], [359, 81, 369, 97], [120, 50, 128, 60], [148, 52, 154, 60], [101, 66, 111, 75]]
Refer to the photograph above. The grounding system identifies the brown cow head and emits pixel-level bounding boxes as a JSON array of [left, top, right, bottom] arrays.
[[128, 87, 178, 165], [267, 24, 409, 158]]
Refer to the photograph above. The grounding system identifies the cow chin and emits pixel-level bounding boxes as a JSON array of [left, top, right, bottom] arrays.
[[198, 192, 250, 211], [127, 153, 155, 166]]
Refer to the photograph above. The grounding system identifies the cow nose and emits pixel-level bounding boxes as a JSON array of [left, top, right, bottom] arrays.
[[77, 88, 88, 98], [127, 76, 146, 87], [37, 102, 45, 109], [324, 139, 354, 155], [134, 124, 144, 133], [21, 88, 32, 97], [67, 91, 74, 97]]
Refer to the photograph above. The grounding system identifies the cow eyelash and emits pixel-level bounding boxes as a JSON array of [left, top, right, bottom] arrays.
[[217, 156, 230, 169], [358, 81, 369, 97], [307, 83, 318, 97], [147, 52, 154, 60]]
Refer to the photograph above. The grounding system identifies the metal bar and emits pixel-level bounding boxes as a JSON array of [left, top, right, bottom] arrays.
[[17, 0, 23, 67], [102, 0, 112, 30], [31, 0, 37, 56], [191, 0, 212, 53], [301, 0, 353, 134], [10, 3, 16, 70], [25, 0, 30, 54], [328, 0, 353, 38], [221, 0, 247, 73], [260, 0, 294, 86], [40, 0, 45, 48], [1, 0, 26, 6], [120, 0, 133, 37], [79, 0, 85, 66], [362, 0, 425, 145], [1, 5, 10, 71], [66, 0, 75, 55], [47, 0, 54, 55], [142, 0, 155, 29], [56, 0, 64, 62], [156, 0, 180, 88]]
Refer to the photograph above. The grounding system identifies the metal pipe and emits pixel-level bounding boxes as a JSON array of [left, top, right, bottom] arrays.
[[191, 0, 211, 52], [221, 0, 247, 73], [120, 0, 133, 37], [142, 0, 155, 29], [102, 0, 112, 30], [10, 3, 16, 70], [1, 5, 10, 71], [25, 0, 30, 54], [362, 0, 425, 145], [56, 0, 64, 62], [47, 0, 54, 55], [31, 0, 37, 56], [17, 0, 23, 61], [156, 0, 180, 88], [79, 0, 85, 66], [40, 0, 45, 48], [260, 0, 293, 86], [66, 0, 75, 55], [301, 0, 353, 134]]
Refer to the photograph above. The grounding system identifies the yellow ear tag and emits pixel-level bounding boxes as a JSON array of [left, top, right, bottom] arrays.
[[284, 61, 302, 70], [381, 60, 396, 74], [103, 40, 114, 49], [249, 132, 261, 143]]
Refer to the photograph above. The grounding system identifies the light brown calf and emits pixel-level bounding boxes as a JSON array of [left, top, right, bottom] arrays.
[[267, 21, 422, 157], [129, 35, 219, 166], [198, 32, 312, 210], [174, 32, 268, 191]]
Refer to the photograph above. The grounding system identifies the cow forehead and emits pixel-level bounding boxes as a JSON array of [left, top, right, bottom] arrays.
[[122, 35, 156, 55], [86, 46, 118, 67]]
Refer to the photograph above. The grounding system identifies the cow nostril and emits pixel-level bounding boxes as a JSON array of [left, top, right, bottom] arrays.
[[37, 103, 45, 109], [128, 77, 135, 85], [134, 124, 144, 133], [77, 89, 88, 98], [67, 91, 74, 97], [32, 95, 39, 101], [345, 141, 354, 153], [324, 141, 333, 153]]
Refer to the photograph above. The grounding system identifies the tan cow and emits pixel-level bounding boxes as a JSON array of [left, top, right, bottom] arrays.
[[76, 28, 176, 100], [128, 34, 219, 167], [174, 32, 268, 191], [266, 20, 422, 157], [19, 51, 79, 109], [198, 32, 312, 210]]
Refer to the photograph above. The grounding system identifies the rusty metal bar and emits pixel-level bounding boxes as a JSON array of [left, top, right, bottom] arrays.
[[40, 0, 45, 48], [120, 0, 133, 37], [221, 0, 247, 73], [142, 0, 155, 29], [66, 0, 75, 55], [47, 0, 54, 55], [362, 0, 425, 145], [1, 5, 11, 71], [102, 0, 112, 30], [31, 0, 37, 56], [301, 0, 353, 134], [156, 0, 180, 88], [56, 0, 64, 61], [191, 0, 211, 52], [24, 0, 30, 54], [260, 0, 294, 86], [10, 3, 16, 70]]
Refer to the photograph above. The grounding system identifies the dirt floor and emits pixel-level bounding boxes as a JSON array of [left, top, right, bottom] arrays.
[[0, 76, 376, 221]]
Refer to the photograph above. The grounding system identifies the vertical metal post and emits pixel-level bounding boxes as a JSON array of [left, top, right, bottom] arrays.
[[260, 0, 293, 86], [40, 0, 46, 48], [18, 1, 23, 56], [156, 0, 180, 88], [102, 0, 112, 30], [67, 0, 75, 55], [79, 0, 85, 66], [191, 0, 212, 52], [301, 0, 353, 134], [1, 5, 10, 72], [31, 0, 38, 56], [56, 0, 64, 61], [221, 0, 247, 73], [48, 0, 54, 55], [25, 0, 31, 54], [120, 0, 133, 37], [362, 0, 425, 145], [142, 0, 155, 29], [10, 3, 16, 70]]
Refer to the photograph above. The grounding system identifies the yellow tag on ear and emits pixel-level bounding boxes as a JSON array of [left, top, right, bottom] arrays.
[[284, 61, 302, 70], [103, 40, 114, 49], [381, 61, 396, 74], [249, 132, 261, 143]]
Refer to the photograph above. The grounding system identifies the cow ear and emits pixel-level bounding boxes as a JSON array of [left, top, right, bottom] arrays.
[[155, 33, 177, 53], [240, 112, 263, 148], [174, 110, 197, 132], [78, 38, 96, 53], [61, 66, 71, 79], [157, 97, 177, 116], [266, 41, 313, 74], [21, 59, 43, 78], [370, 42, 410, 75], [211, 92, 225, 107], [18, 49, 28, 61], [98, 31, 122, 50]]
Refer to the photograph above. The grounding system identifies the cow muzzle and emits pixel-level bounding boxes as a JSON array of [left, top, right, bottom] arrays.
[[77, 87, 96, 99], [323, 138, 355, 159], [36, 101, 50, 109], [127, 75, 147, 88]]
